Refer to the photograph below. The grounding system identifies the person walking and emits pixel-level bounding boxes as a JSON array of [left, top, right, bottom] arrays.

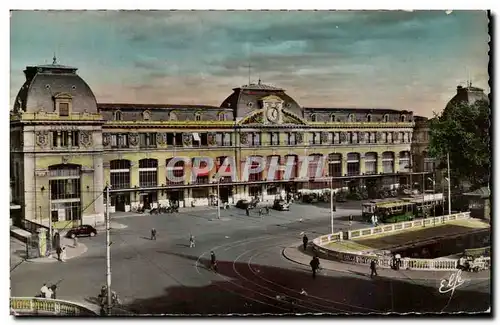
[[50, 284, 58, 299], [73, 236, 78, 247], [151, 228, 157, 241], [302, 234, 309, 251], [259, 208, 263, 218], [60, 247, 67, 262], [349, 214, 353, 226], [374, 215, 379, 227], [246, 208, 250, 217], [310, 256, 320, 279], [370, 259, 378, 278], [56, 246, 62, 261], [210, 251, 218, 272], [265, 206, 269, 215], [189, 234, 196, 248]]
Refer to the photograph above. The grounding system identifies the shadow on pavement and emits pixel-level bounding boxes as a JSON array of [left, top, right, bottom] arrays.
[[122, 250, 491, 316]]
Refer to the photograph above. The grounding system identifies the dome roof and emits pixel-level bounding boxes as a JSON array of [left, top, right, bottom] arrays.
[[13, 63, 98, 114], [220, 80, 302, 119]]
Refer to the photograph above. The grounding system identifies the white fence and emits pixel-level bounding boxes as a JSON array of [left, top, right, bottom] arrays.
[[310, 212, 484, 271], [347, 212, 471, 240], [10, 297, 96, 316]]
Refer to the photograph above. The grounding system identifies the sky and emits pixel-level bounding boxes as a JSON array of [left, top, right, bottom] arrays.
[[10, 10, 489, 117]]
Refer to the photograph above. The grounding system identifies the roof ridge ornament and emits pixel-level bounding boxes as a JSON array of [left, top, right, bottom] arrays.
[[52, 53, 57, 65]]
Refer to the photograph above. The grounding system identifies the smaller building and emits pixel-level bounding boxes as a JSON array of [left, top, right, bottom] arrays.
[[463, 187, 491, 221]]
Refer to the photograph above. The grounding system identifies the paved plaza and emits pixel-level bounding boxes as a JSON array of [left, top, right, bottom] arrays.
[[10, 202, 491, 314]]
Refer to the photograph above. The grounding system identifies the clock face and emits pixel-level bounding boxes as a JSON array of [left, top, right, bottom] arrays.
[[267, 107, 279, 122]]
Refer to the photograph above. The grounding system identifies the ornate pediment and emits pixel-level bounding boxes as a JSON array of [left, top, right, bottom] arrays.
[[239, 110, 306, 125]]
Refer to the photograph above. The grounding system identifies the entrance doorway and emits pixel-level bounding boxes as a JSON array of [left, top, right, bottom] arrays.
[[219, 187, 232, 203], [112, 194, 130, 212], [140, 191, 157, 209]]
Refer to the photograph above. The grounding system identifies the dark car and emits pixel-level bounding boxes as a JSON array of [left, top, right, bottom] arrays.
[[273, 200, 290, 211], [66, 225, 97, 238], [236, 200, 250, 209]]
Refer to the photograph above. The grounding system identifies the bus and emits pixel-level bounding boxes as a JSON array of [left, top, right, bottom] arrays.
[[362, 193, 444, 223]]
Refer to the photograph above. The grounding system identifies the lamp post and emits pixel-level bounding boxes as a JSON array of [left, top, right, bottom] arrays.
[[446, 152, 452, 216], [325, 175, 334, 235], [105, 184, 112, 316]]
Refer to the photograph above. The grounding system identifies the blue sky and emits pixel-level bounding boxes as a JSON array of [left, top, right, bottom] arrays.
[[10, 10, 489, 116]]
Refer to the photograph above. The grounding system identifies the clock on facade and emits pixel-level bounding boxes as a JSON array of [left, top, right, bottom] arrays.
[[266, 107, 279, 122]]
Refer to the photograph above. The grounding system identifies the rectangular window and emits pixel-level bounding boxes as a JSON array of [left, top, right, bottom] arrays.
[[111, 135, 118, 147], [288, 133, 296, 145], [139, 170, 157, 187], [59, 103, 69, 116], [166, 133, 175, 145], [270, 132, 280, 145], [216, 133, 223, 146], [71, 131, 79, 147], [140, 133, 157, 148], [61, 131, 69, 147], [334, 132, 340, 144], [223, 133, 232, 146], [352, 132, 358, 144], [52, 132, 58, 147], [50, 178, 81, 200], [383, 160, 394, 173]]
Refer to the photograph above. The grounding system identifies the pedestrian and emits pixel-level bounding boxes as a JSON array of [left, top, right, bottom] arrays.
[[46, 286, 54, 299], [50, 284, 58, 299], [40, 283, 49, 298], [395, 253, 401, 270], [310, 255, 320, 279], [60, 247, 67, 262], [374, 215, 379, 227], [210, 251, 218, 272], [370, 259, 378, 278], [73, 236, 78, 248], [349, 214, 353, 226], [371, 215, 375, 227], [246, 208, 250, 216], [302, 234, 309, 251], [265, 206, 269, 215], [189, 234, 196, 248], [259, 208, 263, 218], [151, 228, 157, 241], [56, 246, 62, 261]]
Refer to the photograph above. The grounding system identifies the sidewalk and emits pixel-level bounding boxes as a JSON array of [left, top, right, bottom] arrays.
[[282, 243, 490, 281], [26, 237, 88, 264]]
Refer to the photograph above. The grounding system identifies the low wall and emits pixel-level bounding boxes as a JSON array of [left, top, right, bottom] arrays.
[[347, 212, 471, 240], [10, 297, 96, 316], [311, 213, 478, 271]]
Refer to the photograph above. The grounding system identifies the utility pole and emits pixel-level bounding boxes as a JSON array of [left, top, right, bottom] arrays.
[[447, 152, 451, 216], [217, 178, 221, 220], [106, 185, 112, 315], [48, 183, 53, 245], [330, 176, 334, 234]]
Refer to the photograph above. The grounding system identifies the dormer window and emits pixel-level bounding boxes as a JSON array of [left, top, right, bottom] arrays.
[[143, 110, 151, 121], [400, 115, 406, 122], [169, 112, 177, 121], [310, 114, 317, 122], [53, 93, 72, 117], [366, 114, 372, 122], [114, 111, 122, 121], [330, 114, 335, 122], [218, 112, 226, 121], [348, 114, 355, 122], [195, 113, 202, 121], [383, 114, 389, 122]]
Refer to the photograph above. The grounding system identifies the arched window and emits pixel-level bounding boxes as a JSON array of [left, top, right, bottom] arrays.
[[114, 110, 122, 121], [365, 153, 377, 175], [143, 110, 151, 121], [399, 151, 411, 172], [195, 113, 202, 121], [169, 111, 178, 121], [110, 160, 131, 190], [383, 114, 389, 122], [218, 112, 226, 121], [346, 153, 360, 176], [400, 115, 406, 122], [382, 152, 395, 173], [310, 114, 317, 122], [366, 114, 372, 122], [330, 114, 335, 122], [348, 114, 355, 122], [48, 164, 82, 223], [328, 153, 342, 177], [139, 159, 158, 188]]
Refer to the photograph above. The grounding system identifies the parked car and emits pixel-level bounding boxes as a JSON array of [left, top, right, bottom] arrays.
[[66, 225, 97, 238], [273, 200, 290, 211], [236, 200, 250, 209]]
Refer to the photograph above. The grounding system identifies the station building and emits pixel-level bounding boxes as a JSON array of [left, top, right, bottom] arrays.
[[10, 61, 433, 227]]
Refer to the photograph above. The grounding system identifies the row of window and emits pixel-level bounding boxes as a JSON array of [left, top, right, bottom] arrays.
[[113, 110, 229, 122], [309, 113, 409, 123], [308, 131, 412, 145], [107, 132, 233, 148], [51, 131, 80, 147]]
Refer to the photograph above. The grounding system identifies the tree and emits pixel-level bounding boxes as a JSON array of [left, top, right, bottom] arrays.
[[428, 99, 491, 188]]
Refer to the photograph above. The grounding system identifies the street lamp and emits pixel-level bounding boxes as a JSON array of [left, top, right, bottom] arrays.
[[212, 175, 221, 220], [446, 152, 452, 216], [326, 175, 334, 234]]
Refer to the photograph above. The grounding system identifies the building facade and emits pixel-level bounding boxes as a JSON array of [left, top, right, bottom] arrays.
[[10, 62, 430, 227]]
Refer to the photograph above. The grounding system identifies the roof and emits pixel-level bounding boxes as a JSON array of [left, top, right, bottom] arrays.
[[303, 107, 413, 114], [463, 187, 490, 198], [98, 103, 223, 110], [237, 82, 284, 91]]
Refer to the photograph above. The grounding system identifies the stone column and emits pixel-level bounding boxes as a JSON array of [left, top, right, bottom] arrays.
[[342, 158, 347, 177], [360, 154, 366, 175]]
